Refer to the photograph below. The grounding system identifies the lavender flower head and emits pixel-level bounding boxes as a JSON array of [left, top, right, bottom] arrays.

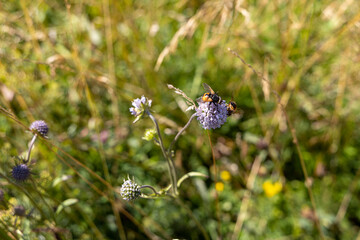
[[13, 205, 26, 217], [129, 96, 152, 123], [30, 120, 49, 137], [120, 178, 141, 201], [196, 101, 228, 129], [11, 163, 31, 182]]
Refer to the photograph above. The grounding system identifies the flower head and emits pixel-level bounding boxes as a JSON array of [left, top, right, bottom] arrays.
[[129, 96, 152, 123], [30, 120, 49, 137], [215, 182, 224, 192], [120, 178, 141, 201], [11, 163, 32, 182], [196, 101, 228, 129], [262, 180, 282, 198], [220, 170, 231, 182], [13, 205, 26, 217]]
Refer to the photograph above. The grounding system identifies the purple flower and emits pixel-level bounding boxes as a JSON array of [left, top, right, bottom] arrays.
[[129, 96, 152, 123], [14, 205, 26, 217], [11, 163, 32, 182], [196, 101, 228, 129], [30, 120, 49, 137]]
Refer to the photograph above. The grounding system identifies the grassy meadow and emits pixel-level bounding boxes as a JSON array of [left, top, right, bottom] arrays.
[[1, 0, 360, 239]]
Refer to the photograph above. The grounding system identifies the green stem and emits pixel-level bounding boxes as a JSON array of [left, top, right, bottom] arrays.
[[146, 110, 178, 196], [175, 198, 210, 240], [0, 172, 47, 220], [177, 172, 208, 188], [139, 185, 159, 195], [25, 135, 37, 163], [168, 113, 197, 155], [30, 179, 56, 222], [276, 96, 324, 240]]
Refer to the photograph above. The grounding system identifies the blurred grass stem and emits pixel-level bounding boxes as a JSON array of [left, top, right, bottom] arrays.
[[175, 198, 210, 240], [29, 179, 56, 222], [229, 48, 324, 239], [0, 219, 18, 240], [0, 172, 47, 220], [232, 151, 266, 240], [207, 130, 221, 238], [336, 166, 360, 222], [276, 94, 325, 240]]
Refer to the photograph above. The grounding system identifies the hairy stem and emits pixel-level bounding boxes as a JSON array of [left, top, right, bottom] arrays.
[[26, 135, 37, 163], [168, 113, 197, 155], [139, 185, 159, 195], [146, 110, 178, 196]]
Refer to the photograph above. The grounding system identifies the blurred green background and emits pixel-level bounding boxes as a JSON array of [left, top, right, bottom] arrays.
[[1, 0, 360, 239]]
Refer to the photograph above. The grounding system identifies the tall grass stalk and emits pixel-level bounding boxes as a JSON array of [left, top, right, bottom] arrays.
[[229, 49, 324, 239]]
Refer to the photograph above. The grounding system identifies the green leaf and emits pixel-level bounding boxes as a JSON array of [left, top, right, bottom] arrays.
[[177, 172, 209, 188], [52, 175, 72, 187], [56, 198, 78, 215]]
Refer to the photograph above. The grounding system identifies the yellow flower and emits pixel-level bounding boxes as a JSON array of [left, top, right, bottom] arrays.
[[220, 170, 231, 182], [215, 182, 224, 192], [262, 180, 282, 198]]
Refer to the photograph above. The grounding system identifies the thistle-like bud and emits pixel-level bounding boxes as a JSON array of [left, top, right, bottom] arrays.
[[11, 163, 31, 182], [120, 178, 141, 201], [13, 205, 26, 217], [196, 101, 228, 129], [129, 96, 152, 123], [30, 120, 49, 137]]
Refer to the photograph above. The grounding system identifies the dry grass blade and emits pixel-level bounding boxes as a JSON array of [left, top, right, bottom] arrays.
[[231, 152, 266, 240], [167, 84, 196, 110], [155, 1, 236, 71], [228, 49, 325, 239]]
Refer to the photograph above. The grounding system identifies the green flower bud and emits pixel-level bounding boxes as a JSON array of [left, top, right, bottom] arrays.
[[142, 129, 156, 141]]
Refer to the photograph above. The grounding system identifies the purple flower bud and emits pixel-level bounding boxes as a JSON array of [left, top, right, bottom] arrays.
[[30, 120, 49, 137], [196, 101, 228, 129], [11, 164, 31, 182], [14, 205, 26, 217]]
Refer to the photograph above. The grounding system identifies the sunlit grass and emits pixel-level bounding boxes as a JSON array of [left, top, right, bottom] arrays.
[[1, 0, 360, 239]]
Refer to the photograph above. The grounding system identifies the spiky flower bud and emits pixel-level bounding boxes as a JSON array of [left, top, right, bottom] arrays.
[[14, 205, 26, 217], [129, 96, 152, 123], [196, 101, 228, 129], [120, 178, 141, 201], [30, 120, 49, 137], [11, 163, 31, 182]]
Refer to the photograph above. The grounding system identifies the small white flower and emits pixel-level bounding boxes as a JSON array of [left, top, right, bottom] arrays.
[[120, 178, 141, 201], [129, 95, 152, 123]]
